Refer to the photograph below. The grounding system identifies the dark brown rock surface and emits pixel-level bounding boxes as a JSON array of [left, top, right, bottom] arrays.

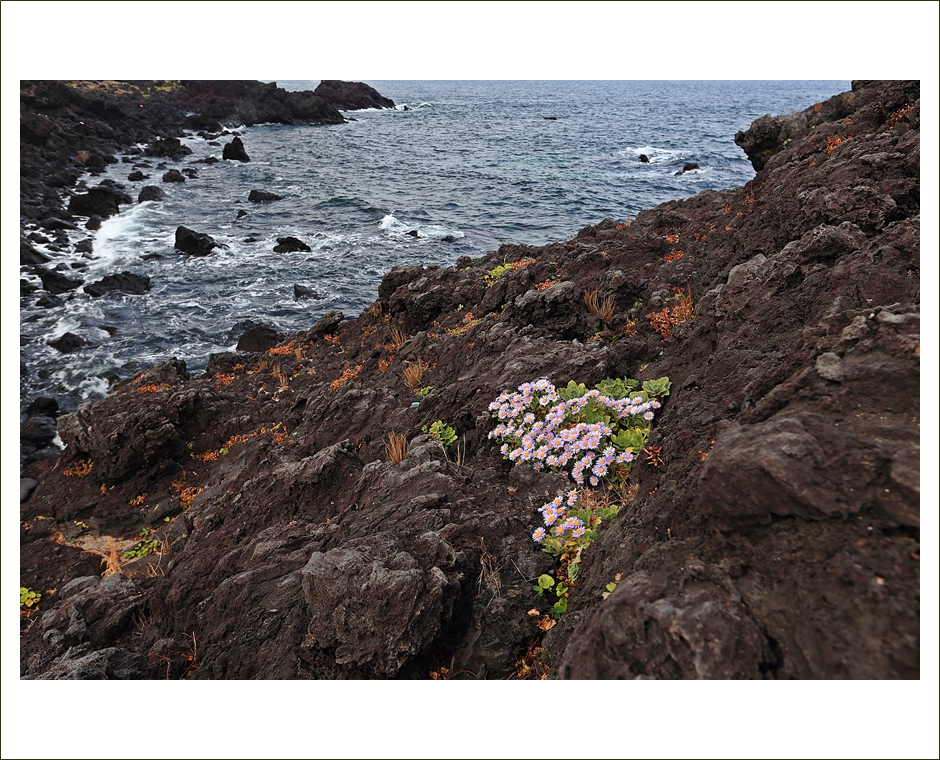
[[20, 81, 919, 680]]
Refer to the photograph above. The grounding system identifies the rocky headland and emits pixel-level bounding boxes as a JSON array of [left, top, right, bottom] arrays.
[[19, 80, 919, 679]]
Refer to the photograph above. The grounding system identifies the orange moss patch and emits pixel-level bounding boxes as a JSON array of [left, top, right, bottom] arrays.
[[330, 362, 364, 391]]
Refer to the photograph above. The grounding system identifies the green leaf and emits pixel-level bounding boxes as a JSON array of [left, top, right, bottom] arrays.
[[567, 563, 580, 580], [537, 574, 555, 589], [558, 380, 588, 401], [642, 377, 672, 398], [606, 582, 617, 592]]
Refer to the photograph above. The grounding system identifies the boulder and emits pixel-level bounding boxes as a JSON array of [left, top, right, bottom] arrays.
[[222, 136, 250, 162], [235, 322, 283, 353], [67, 186, 131, 219], [248, 190, 282, 202], [128, 170, 149, 181], [36, 293, 64, 308], [236, 210, 248, 219], [84, 272, 152, 297], [26, 396, 59, 417], [675, 162, 700, 176], [145, 137, 192, 159], [85, 215, 104, 230], [49, 332, 89, 353], [273, 236, 311, 253], [301, 309, 344, 341], [162, 169, 185, 183], [638, 154, 650, 163], [138, 186, 165, 203], [36, 267, 83, 294], [174, 226, 223, 256], [293, 283, 323, 300]]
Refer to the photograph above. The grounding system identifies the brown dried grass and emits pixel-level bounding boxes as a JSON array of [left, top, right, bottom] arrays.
[[583, 289, 616, 327], [402, 359, 428, 390], [384, 431, 408, 463]]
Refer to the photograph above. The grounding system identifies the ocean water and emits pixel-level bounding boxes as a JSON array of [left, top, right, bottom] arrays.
[[20, 80, 850, 414]]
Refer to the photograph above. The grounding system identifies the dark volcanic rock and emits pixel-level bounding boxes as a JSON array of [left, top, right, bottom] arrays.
[[236, 210, 248, 219], [128, 170, 148, 181], [37, 267, 83, 294], [67, 186, 131, 219], [235, 323, 282, 353], [19, 81, 921, 683], [145, 137, 192, 159], [138, 185, 165, 203], [222, 136, 250, 162], [49, 332, 89, 353], [85, 215, 104, 230], [293, 283, 322, 300], [174, 226, 223, 256], [313, 80, 395, 111], [162, 169, 185, 183], [84, 272, 151, 297], [248, 189, 282, 202], [273, 236, 311, 253]]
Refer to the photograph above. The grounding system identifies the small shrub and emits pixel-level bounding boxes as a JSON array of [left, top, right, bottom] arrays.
[[423, 420, 457, 447], [64, 459, 93, 478], [385, 431, 408, 463], [122, 528, 160, 560], [20, 587, 41, 610], [646, 285, 694, 339]]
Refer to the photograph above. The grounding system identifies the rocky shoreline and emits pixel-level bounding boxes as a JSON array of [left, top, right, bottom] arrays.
[[19, 80, 919, 679]]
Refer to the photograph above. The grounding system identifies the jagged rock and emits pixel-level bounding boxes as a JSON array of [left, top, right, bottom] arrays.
[[36, 267, 83, 294], [84, 272, 151, 297], [301, 310, 344, 341], [313, 80, 395, 111], [145, 137, 192, 159], [236, 210, 248, 219], [67, 186, 131, 218], [35, 293, 64, 308], [222, 136, 250, 162], [639, 154, 650, 163], [293, 283, 322, 300], [235, 322, 282, 352], [273, 236, 311, 253]]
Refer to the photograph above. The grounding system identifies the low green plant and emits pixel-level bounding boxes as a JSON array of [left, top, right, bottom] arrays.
[[122, 528, 161, 560], [20, 587, 41, 610], [484, 263, 513, 285], [423, 420, 458, 447]]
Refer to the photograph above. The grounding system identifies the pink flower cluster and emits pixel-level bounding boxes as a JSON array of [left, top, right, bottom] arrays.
[[488, 378, 659, 485], [532, 491, 585, 542]]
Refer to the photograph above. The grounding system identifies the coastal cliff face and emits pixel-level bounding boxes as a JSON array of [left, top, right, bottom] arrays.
[[19, 80, 919, 679]]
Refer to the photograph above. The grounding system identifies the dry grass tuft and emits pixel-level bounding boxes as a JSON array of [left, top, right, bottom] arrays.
[[387, 326, 409, 351], [402, 359, 429, 390], [367, 301, 383, 319], [271, 365, 290, 390], [477, 536, 501, 598], [384, 431, 408, 463], [86, 538, 124, 577], [583, 289, 616, 327]]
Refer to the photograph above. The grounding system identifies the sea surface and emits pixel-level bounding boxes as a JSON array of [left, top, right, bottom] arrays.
[[20, 80, 850, 414]]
